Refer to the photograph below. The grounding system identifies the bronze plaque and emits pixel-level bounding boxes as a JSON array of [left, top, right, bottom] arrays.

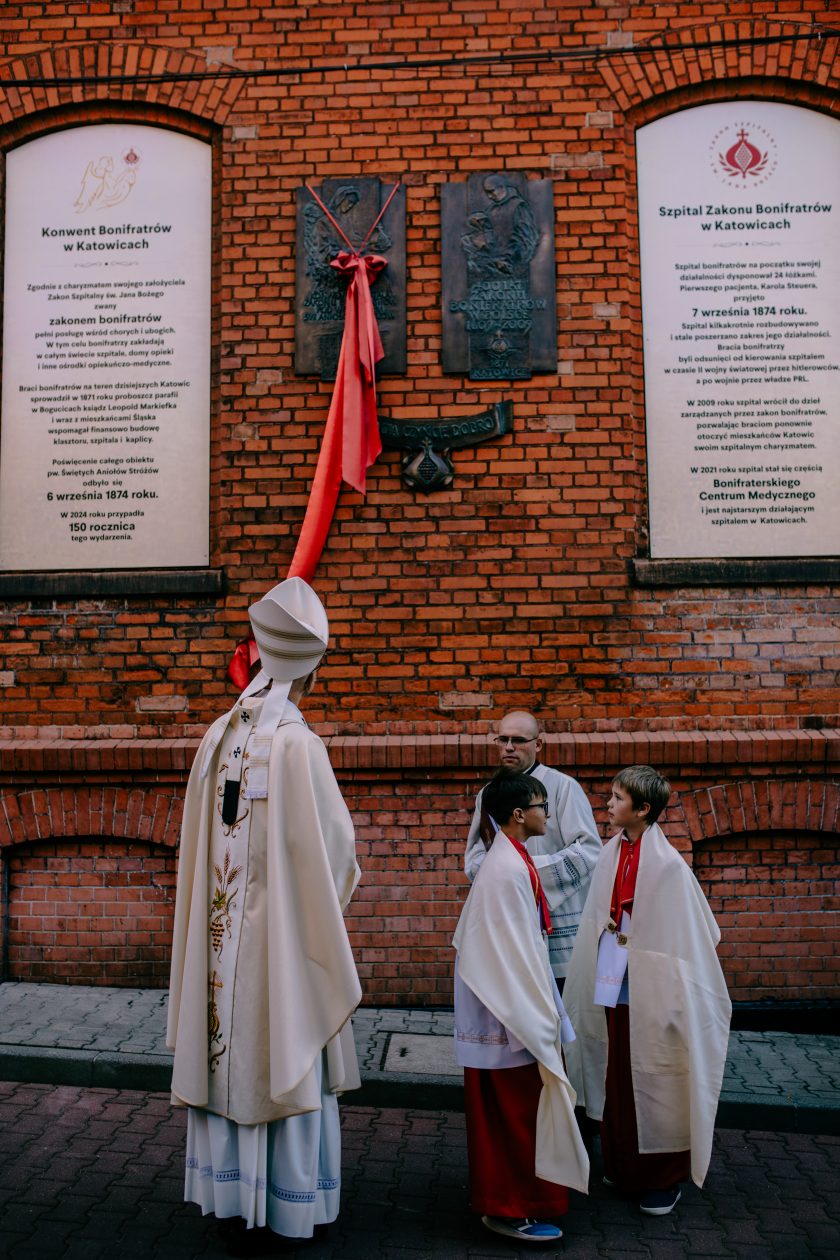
[[379, 401, 514, 493], [441, 173, 556, 379], [295, 179, 406, 379]]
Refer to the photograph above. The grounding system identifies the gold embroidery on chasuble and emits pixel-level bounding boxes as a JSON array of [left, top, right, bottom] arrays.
[[205, 700, 262, 1094], [210, 851, 242, 958]]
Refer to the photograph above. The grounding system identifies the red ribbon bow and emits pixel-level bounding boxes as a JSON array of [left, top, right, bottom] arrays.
[[227, 634, 262, 692]]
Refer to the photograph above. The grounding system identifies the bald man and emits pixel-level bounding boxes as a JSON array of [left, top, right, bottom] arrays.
[[465, 711, 601, 983]]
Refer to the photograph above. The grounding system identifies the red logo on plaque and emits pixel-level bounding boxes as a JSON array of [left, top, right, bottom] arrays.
[[719, 128, 767, 179], [709, 122, 777, 186]]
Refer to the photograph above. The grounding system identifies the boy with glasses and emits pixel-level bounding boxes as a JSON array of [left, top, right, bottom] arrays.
[[465, 711, 600, 986], [454, 772, 589, 1245]]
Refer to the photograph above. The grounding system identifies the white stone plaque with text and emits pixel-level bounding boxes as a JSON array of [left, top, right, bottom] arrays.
[[638, 102, 840, 559], [0, 124, 211, 569]]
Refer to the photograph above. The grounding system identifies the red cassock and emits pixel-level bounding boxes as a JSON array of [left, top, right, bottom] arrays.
[[464, 1064, 569, 1218]]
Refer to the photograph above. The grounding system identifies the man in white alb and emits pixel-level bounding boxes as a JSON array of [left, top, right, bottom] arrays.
[[465, 710, 600, 984], [167, 578, 361, 1251]]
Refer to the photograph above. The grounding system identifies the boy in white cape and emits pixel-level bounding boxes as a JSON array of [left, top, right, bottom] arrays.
[[453, 772, 589, 1245], [563, 765, 731, 1217]]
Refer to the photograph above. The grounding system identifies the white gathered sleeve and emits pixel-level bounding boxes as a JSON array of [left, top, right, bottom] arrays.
[[464, 796, 488, 882]]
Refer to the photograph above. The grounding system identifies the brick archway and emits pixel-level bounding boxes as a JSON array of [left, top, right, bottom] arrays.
[[0, 42, 245, 135], [0, 786, 183, 850], [677, 779, 839, 845], [676, 780, 839, 1004], [0, 786, 184, 986], [599, 20, 840, 119]]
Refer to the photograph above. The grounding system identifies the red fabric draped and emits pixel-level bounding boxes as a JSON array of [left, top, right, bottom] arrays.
[[507, 833, 553, 936], [225, 250, 387, 684], [287, 251, 386, 583], [226, 634, 261, 690]]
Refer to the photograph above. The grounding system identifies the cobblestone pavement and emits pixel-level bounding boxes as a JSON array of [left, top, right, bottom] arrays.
[[0, 1082, 838, 1260]]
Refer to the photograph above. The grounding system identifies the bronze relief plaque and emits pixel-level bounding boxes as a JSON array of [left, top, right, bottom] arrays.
[[441, 173, 556, 379], [295, 178, 406, 379]]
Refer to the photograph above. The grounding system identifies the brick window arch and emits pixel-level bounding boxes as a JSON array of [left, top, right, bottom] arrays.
[[599, 19, 840, 121], [5, 835, 177, 986], [0, 42, 244, 137], [681, 781, 839, 1003], [0, 785, 183, 986], [693, 828, 839, 1004]]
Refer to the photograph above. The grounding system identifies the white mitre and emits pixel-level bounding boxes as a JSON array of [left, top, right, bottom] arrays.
[[249, 576, 329, 681], [201, 578, 328, 787]]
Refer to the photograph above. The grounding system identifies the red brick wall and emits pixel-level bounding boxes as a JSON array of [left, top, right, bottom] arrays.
[[695, 830, 840, 1004], [0, 5, 839, 1002], [6, 839, 175, 987], [0, 5, 839, 738], [348, 757, 840, 1005], [1, 736, 837, 1003]]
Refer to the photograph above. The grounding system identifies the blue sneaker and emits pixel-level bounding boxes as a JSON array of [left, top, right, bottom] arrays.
[[639, 1185, 681, 1216], [482, 1216, 563, 1243]]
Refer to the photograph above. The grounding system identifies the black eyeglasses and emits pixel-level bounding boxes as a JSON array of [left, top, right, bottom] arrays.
[[525, 801, 550, 816], [493, 735, 538, 747]]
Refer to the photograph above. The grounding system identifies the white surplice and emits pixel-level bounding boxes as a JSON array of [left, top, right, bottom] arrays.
[[563, 823, 731, 1188], [465, 763, 601, 976], [453, 830, 590, 1194]]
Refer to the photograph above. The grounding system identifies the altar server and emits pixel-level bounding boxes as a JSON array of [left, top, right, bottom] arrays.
[[454, 772, 589, 1245], [465, 710, 600, 983], [564, 765, 731, 1216]]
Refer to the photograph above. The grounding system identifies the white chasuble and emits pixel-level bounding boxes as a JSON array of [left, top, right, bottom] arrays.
[[169, 692, 362, 1235], [168, 698, 361, 1124]]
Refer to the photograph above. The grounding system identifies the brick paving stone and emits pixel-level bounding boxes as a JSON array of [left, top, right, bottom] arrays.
[[757, 1208, 817, 1235], [0, 1085, 838, 1258], [720, 1219, 765, 1244], [646, 1245, 709, 1260]]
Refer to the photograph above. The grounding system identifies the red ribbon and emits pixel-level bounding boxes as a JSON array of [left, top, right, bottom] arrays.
[[287, 251, 386, 582], [507, 833, 554, 935], [225, 182, 398, 686], [226, 634, 261, 690]]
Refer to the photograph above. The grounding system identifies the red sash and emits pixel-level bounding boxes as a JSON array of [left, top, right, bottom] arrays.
[[506, 833, 553, 935], [610, 830, 643, 922]]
